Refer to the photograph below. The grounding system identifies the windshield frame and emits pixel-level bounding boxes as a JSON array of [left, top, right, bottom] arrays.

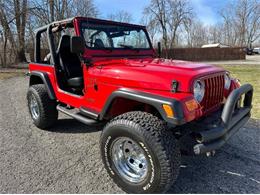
[[79, 20, 153, 51]]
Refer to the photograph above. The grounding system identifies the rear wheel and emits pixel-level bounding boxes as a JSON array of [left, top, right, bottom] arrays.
[[100, 111, 181, 193], [27, 84, 58, 129]]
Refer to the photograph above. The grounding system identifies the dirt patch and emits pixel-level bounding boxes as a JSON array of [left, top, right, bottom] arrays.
[[0, 68, 27, 81], [0, 72, 25, 80]]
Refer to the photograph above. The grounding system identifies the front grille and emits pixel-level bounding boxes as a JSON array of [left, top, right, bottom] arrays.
[[201, 74, 225, 111]]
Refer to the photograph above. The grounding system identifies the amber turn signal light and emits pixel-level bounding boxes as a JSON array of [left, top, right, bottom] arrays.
[[162, 104, 174, 118], [185, 99, 198, 111]]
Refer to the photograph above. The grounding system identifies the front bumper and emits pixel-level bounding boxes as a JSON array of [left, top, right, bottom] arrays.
[[193, 84, 253, 155]]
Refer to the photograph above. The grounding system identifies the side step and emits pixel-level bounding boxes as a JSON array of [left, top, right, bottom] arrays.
[[57, 105, 99, 125]]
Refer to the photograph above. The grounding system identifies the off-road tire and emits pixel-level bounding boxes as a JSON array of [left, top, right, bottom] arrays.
[[100, 111, 181, 193], [27, 84, 58, 129]]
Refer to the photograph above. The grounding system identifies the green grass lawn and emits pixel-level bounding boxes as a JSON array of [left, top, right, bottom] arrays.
[[218, 65, 260, 119]]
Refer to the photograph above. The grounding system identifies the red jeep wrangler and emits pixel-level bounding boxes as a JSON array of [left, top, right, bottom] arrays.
[[27, 17, 253, 193]]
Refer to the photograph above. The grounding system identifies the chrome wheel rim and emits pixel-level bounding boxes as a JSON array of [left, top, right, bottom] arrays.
[[111, 137, 148, 183], [30, 95, 39, 120]]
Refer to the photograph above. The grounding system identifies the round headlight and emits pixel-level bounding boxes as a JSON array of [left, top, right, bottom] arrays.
[[224, 73, 231, 89], [193, 80, 205, 103]]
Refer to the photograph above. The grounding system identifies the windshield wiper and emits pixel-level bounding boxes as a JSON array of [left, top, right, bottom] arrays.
[[103, 47, 113, 52], [119, 44, 140, 52], [119, 44, 134, 49]]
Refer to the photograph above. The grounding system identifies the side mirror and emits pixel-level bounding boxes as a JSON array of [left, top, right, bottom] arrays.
[[70, 36, 85, 54]]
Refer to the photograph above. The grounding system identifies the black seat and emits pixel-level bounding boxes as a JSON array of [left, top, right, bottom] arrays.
[[57, 35, 83, 89], [94, 39, 105, 48], [67, 77, 83, 88]]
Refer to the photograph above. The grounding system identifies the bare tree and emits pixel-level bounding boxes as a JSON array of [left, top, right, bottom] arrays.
[[31, 0, 73, 24], [144, 0, 168, 54], [185, 20, 209, 47], [236, 0, 260, 47], [143, 0, 193, 55], [14, 0, 28, 62], [166, 0, 193, 49], [0, 0, 28, 63], [0, 1, 15, 66], [31, 0, 98, 25], [107, 10, 133, 23], [220, 0, 260, 47], [142, 14, 159, 47], [186, 0, 260, 48], [143, 0, 259, 49], [0, 0, 99, 66], [208, 24, 222, 44], [73, 0, 98, 17], [219, 5, 239, 46]]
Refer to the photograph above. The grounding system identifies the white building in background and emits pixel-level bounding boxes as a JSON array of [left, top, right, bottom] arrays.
[[253, 47, 260, 54], [201, 43, 230, 48]]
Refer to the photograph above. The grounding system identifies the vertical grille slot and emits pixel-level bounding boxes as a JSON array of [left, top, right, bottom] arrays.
[[201, 74, 224, 111]]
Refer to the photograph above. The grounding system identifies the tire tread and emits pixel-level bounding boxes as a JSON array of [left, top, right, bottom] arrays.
[[27, 84, 58, 129], [102, 111, 180, 193]]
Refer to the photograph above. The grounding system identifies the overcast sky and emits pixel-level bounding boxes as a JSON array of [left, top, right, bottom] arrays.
[[95, 0, 235, 25]]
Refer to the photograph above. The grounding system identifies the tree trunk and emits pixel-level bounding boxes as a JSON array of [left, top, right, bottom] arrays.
[[49, 0, 54, 22], [13, 0, 28, 63], [16, 48, 27, 63], [3, 36, 7, 67]]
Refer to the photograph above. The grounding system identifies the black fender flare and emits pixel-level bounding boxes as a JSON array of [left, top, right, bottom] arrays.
[[29, 71, 56, 100], [99, 88, 185, 125]]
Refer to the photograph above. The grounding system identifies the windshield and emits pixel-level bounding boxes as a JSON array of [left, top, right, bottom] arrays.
[[80, 21, 151, 50]]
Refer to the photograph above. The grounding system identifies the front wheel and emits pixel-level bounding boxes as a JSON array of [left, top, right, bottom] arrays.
[[100, 111, 181, 193]]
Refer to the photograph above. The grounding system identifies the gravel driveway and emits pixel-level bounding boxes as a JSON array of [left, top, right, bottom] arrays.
[[0, 76, 259, 193]]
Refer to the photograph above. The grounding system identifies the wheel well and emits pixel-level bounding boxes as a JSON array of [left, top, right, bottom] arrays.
[[29, 75, 44, 86], [29, 73, 56, 100], [103, 97, 162, 120]]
